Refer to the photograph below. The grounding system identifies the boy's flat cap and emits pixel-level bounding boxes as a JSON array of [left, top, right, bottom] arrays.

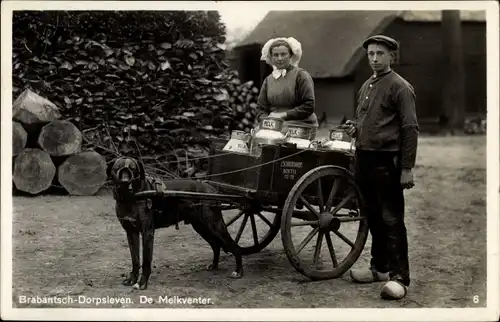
[[363, 35, 399, 51]]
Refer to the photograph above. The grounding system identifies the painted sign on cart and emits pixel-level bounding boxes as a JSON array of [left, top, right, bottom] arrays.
[[280, 160, 303, 180]]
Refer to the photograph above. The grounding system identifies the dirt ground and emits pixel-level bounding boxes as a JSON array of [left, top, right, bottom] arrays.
[[11, 135, 487, 309]]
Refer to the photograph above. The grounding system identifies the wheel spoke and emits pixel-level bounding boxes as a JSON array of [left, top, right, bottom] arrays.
[[299, 195, 319, 217], [330, 193, 354, 215], [235, 213, 249, 243], [249, 213, 259, 246], [291, 220, 319, 227], [338, 216, 363, 222], [325, 232, 339, 267], [256, 212, 273, 227], [325, 178, 341, 212], [333, 230, 355, 248], [296, 227, 319, 255], [313, 232, 323, 265], [226, 209, 245, 227], [316, 178, 324, 213]]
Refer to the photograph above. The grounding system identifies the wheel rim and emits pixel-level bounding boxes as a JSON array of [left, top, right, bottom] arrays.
[[281, 165, 369, 280], [223, 203, 281, 255]]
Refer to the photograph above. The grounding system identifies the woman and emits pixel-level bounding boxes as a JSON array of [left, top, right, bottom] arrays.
[[255, 37, 319, 139]]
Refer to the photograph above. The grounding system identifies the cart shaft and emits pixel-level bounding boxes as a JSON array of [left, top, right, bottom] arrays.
[[134, 190, 247, 203]]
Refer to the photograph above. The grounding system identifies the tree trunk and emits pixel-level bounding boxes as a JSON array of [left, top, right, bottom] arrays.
[[13, 121, 28, 156], [12, 88, 61, 124], [37, 120, 83, 157], [13, 148, 56, 195], [57, 151, 108, 196], [441, 10, 466, 134]]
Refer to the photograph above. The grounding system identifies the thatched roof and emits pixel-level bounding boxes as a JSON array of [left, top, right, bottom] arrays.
[[399, 10, 486, 21], [235, 10, 485, 78]]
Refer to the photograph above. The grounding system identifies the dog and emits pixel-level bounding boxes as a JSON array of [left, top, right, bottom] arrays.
[[110, 156, 243, 290]]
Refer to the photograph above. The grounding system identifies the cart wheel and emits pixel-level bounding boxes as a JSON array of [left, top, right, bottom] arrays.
[[281, 165, 369, 280], [222, 204, 281, 255]]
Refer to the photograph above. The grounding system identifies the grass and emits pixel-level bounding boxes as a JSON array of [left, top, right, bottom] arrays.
[[11, 135, 487, 309]]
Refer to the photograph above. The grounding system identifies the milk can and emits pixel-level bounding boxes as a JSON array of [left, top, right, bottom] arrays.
[[284, 124, 314, 149], [222, 130, 251, 154], [249, 117, 286, 156], [321, 127, 355, 152]]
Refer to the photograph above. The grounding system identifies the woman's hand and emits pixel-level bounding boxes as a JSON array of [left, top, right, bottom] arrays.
[[268, 112, 287, 119]]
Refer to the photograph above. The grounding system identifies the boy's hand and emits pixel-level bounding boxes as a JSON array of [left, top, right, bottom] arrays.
[[340, 120, 357, 137], [401, 169, 415, 189]]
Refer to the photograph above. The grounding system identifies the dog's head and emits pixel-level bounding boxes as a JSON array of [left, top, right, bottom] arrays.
[[110, 157, 145, 192]]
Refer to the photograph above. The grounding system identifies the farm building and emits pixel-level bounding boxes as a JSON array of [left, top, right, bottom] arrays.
[[229, 10, 486, 130]]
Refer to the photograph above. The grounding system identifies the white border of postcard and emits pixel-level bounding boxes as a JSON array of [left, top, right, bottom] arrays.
[[1, 1, 499, 321]]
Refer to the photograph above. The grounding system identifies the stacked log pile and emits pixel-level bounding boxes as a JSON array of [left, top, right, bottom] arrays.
[[12, 89, 107, 195], [12, 11, 261, 180]]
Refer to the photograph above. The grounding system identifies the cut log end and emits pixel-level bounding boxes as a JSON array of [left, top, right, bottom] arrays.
[[58, 151, 107, 196], [13, 148, 56, 195], [13, 121, 28, 156], [13, 89, 61, 124], [38, 120, 83, 157]]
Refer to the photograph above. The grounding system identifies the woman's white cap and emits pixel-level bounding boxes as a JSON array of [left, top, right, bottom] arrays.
[[260, 37, 303, 67]]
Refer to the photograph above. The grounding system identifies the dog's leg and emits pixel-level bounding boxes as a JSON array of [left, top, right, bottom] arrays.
[[218, 235, 243, 278], [191, 220, 221, 271], [135, 205, 155, 291], [134, 229, 154, 290], [211, 208, 244, 279], [123, 230, 140, 286], [206, 238, 221, 271], [227, 242, 243, 279]]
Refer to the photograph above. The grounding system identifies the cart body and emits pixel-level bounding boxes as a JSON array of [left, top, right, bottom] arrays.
[[207, 139, 353, 204]]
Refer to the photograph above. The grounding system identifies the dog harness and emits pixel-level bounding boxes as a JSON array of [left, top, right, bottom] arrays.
[[113, 158, 190, 230]]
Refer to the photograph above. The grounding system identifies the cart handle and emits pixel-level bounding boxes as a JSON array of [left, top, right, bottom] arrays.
[[134, 190, 247, 203]]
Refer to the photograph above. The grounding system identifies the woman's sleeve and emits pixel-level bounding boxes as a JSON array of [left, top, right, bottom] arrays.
[[256, 77, 270, 121], [285, 69, 315, 121]]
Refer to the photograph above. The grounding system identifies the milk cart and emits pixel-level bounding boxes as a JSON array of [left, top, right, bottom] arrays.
[[135, 137, 369, 281]]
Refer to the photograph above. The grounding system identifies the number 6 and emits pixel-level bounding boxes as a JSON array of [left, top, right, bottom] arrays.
[[473, 295, 479, 303]]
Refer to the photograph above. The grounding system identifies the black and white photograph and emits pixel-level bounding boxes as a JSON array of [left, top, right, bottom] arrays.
[[1, 1, 499, 321]]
